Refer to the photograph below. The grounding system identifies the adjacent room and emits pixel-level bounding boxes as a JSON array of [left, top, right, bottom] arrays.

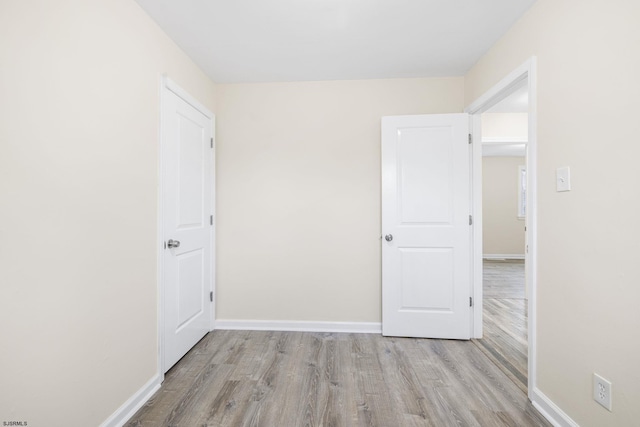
[[2, 1, 639, 426], [476, 92, 529, 393]]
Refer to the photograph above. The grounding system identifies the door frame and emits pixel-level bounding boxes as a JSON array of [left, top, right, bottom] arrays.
[[464, 57, 537, 399], [157, 75, 216, 380]]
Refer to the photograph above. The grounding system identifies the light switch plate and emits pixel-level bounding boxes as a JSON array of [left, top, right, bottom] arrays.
[[556, 166, 571, 192]]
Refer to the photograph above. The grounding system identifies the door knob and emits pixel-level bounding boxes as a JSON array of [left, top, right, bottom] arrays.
[[167, 239, 181, 249], [384, 234, 393, 242]]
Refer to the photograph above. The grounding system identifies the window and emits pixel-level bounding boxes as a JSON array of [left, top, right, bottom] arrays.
[[518, 165, 526, 219]]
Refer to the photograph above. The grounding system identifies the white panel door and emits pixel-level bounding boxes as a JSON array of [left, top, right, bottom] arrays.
[[382, 114, 470, 339], [162, 84, 213, 372]]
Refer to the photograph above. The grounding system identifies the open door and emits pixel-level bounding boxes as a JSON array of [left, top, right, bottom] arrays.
[[161, 79, 215, 372], [381, 113, 471, 339]]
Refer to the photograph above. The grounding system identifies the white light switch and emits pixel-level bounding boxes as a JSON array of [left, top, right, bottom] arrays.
[[556, 166, 571, 192]]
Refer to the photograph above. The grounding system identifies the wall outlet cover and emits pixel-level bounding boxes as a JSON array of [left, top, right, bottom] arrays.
[[593, 373, 612, 411]]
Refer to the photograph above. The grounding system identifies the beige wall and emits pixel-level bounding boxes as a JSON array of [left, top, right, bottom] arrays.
[[466, 0, 640, 425], [482, 157, 526, 256], [215, 78, 463, 322], [0, 1, 216, 426]]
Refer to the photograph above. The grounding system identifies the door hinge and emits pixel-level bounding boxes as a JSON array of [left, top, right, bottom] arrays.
[[470, 297, 473, 307], [468, 134, 472, 144], [210, 137, 213, 148], [469, 215, 473, 225], [210, 215, 213, 226], [210, 291, 213, 302]]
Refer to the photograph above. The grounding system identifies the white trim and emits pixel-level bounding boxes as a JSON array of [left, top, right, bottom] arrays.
[[482, 136, 528, 144], [465, 60, 531, 114], [156, 75, 165, 384], [470, 115, 483, 338], [531, 388, 580, 427], [164, 76, 213, 120], [526, 58, 539, 402], [465, 57, 539, 401], [100, 375, 161, 427], [483, 254, 525, 260], [523, 61, 539, 390], [209, 115, 216, 330], [215, 320, 382, 334]]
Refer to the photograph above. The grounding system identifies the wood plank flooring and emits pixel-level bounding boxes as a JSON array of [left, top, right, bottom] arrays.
[[128, 328, 548, 426], [482, 260, 526, 299], [472, 259, 528, 393]]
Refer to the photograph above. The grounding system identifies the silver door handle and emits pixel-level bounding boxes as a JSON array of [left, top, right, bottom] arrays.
[[384, 234, 393, 242], [167, 239, 180, 249]]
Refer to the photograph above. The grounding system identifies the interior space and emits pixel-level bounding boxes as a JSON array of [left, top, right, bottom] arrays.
[[1, 1, 639, 426]]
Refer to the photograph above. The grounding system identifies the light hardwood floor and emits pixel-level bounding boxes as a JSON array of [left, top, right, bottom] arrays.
[[128, 328, 548, 426], [472, 259, 528, 393]]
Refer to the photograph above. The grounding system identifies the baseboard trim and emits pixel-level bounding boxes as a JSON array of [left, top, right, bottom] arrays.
[[100, 374, 161, 427], [215, 319, 382, 334], [483, 254, 525, 260], [531, 387, 580, 427]]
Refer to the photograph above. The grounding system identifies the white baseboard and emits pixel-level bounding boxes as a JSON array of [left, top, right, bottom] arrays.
[[531, 387, 580, 427], [483, 253, 525, 260], [100, 374, 161, 427], [214, 319, 382, 334]]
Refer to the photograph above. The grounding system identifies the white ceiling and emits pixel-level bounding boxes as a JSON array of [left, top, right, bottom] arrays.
[[134, 0, 536, 83]]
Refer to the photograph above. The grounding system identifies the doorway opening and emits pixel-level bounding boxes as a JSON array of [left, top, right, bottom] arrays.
[[475, 87, 529, 392], [465, 57, 537, 399]]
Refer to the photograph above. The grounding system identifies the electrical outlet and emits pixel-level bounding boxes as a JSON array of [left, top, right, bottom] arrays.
[[593, 373, 612, 411]]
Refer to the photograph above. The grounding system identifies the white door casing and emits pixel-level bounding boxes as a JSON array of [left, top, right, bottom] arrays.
[[382, 114, 471, 339], [161, 79, 214, 373]]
